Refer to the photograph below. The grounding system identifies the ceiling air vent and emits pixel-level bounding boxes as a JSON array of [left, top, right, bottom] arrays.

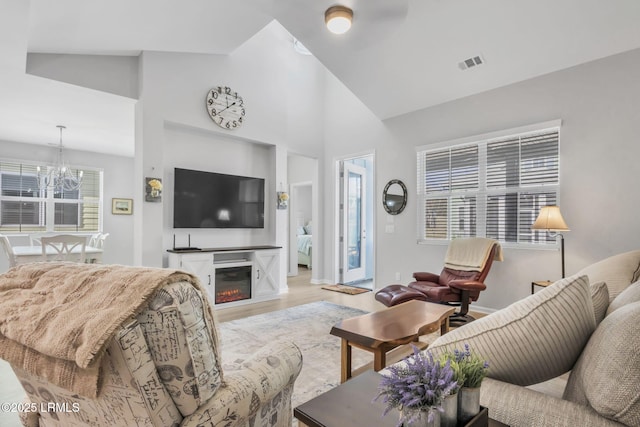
[[459, 55, 484, 70]]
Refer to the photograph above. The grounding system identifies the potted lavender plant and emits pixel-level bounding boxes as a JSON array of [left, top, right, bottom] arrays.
[[375, 346, 457, 427]]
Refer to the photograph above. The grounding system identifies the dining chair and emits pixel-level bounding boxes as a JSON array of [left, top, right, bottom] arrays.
[[95, 233, 109, 249], [0, 234, 18, 268], [41, 235, 87, 263], [87, 232, 108, 263]]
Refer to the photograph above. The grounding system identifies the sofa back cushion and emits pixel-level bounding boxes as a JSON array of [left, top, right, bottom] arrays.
[[575, 250, 640, 302], [137, 281, 222, 417], [563, 301, 640, 425], [606, 280, 640, 316], [427, 275, 596, 386], [590, 281, 609, 324]]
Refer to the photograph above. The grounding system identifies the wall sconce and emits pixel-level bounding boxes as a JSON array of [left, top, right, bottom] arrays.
[[277, 191, 289, 210], [532, 205, 570, 278], [325, 5, 353, 34]]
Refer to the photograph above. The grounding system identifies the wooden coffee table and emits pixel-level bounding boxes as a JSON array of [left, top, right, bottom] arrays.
[[330, 300, 455, 382], [294, 370, 508, 427]]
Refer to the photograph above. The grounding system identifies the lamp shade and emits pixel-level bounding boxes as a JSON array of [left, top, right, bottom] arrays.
[[531, 206, 569, 231], [325, 5, 353, 34]]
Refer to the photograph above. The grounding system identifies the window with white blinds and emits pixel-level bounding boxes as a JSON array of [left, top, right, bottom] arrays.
[[0, 161, 102, 233], [417, 123, 560, 245]]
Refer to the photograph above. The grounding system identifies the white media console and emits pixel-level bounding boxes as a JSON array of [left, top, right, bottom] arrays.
[[167, 245, 281, 309]]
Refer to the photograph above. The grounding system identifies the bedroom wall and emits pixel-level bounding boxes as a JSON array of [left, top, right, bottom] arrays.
[[322, 47, 640, 311]]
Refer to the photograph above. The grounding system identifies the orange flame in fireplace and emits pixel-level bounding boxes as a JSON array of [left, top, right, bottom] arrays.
[[216, 288, 250, 304]]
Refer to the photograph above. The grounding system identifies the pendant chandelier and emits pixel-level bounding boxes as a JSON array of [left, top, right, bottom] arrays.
[[37, 125, 83, 193]]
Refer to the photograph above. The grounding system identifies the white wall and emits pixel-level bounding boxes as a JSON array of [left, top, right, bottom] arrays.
[[0, 139, 135, 270], [323, 48, 640, 311], [133, 21, 328, 284], [162, 123, 275, 258]]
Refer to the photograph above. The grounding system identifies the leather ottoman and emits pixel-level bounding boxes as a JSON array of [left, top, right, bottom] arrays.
[[375, 284, 427, 307]]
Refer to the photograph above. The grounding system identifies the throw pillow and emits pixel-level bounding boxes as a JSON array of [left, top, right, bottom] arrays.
[[575, 250, 640, 301], [605, 279, 640, 316], [590, 281, 609, 324], [304, 224, 313, 234], [427, 275, 596, 386], [563, 301, 640, 425]]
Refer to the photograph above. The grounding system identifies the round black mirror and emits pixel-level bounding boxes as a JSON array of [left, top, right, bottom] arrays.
[[382, 179, 407, 215]]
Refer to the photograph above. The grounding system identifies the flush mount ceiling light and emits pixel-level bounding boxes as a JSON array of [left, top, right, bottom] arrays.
[[325, 5, 353, 34]]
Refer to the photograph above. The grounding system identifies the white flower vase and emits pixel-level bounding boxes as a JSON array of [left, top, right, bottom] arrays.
[[441, 393, 458, 427], [401, 409, 441, 427], [458, 387, 481, 422]]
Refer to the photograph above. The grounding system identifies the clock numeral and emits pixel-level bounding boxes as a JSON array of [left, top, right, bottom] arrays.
[[207, 98, 213, 106], [217, 87, 222, 94], [238, 117, 243, 123], [225, 87, 231, 94], [232, 121, 237, 128], [241, 109, 246, 116], [218, 116, 224, 125], [210, 108, 217, 116], [210, 91, 218, 99], [225, 121, 231, 129], [238, 100, 244, 107]]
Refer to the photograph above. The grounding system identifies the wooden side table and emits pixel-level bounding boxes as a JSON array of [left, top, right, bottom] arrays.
[[330, 300, 455, 383], [531, 280, 552, 294]]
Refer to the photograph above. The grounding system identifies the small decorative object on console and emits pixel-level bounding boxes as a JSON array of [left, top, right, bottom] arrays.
[[206, 86, 245, 130]]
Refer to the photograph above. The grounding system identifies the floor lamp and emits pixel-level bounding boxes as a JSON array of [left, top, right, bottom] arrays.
[[532, 205, 570, 278]]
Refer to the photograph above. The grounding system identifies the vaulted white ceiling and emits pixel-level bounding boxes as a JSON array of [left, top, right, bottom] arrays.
[[2, 0, 640, 156]]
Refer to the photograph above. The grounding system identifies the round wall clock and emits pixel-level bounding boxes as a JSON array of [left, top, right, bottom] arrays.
[[206, 86, 245, 130]]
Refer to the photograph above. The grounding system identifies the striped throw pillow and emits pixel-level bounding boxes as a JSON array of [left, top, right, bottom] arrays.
[[427, 275, 596, 386]]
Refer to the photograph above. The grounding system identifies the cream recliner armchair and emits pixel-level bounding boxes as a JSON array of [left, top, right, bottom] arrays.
[[0, 262, 303, 427]]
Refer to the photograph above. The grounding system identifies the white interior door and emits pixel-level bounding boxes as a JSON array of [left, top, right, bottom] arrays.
[[341, 163, 367, 283]]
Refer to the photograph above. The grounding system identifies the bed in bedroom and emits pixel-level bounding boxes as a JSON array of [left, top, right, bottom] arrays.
[[297, 225, 312, 269]]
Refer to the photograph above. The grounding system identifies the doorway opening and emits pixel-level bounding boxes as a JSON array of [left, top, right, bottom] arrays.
[[336, 153, 375, 289], [288, 154, 318, 279]]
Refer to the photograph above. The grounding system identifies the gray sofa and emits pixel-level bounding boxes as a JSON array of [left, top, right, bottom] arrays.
[[427, 250, 640, 427]]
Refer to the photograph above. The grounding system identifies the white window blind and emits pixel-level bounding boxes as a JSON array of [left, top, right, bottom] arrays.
[[417, 124, 560, 245], [0, 160, 103, 233]]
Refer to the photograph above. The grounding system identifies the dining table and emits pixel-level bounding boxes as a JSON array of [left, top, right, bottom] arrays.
[[12, 245, 103, 264]]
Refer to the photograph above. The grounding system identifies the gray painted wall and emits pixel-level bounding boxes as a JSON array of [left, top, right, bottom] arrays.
[[323, 47, 640, 311]]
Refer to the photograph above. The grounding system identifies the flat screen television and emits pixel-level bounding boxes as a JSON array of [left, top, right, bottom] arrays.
[[173, 168, 265, 228]]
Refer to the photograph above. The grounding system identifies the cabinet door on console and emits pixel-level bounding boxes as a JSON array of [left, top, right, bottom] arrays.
[[253, 249, 280, 298], [172, 253, 215, 302]]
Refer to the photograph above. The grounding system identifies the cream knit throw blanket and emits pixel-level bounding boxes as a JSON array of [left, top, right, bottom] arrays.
[[444, 237, 503, 272], [0, 262, 220, 398]]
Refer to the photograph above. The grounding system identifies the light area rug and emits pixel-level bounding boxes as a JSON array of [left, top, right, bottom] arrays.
[[218, 301, 374, 411]]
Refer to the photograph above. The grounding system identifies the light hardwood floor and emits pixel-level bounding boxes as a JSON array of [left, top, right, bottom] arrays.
[[214, 267, 388, 323]]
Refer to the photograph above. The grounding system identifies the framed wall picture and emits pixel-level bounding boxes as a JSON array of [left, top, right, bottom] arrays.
[[112, 198, 133, 215]]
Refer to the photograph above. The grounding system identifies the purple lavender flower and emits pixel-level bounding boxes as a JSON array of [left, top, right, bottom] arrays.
[[374, 346, 457, 426]]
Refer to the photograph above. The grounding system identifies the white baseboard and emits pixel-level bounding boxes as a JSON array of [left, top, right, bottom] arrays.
[[310, 278, 334, 285]]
